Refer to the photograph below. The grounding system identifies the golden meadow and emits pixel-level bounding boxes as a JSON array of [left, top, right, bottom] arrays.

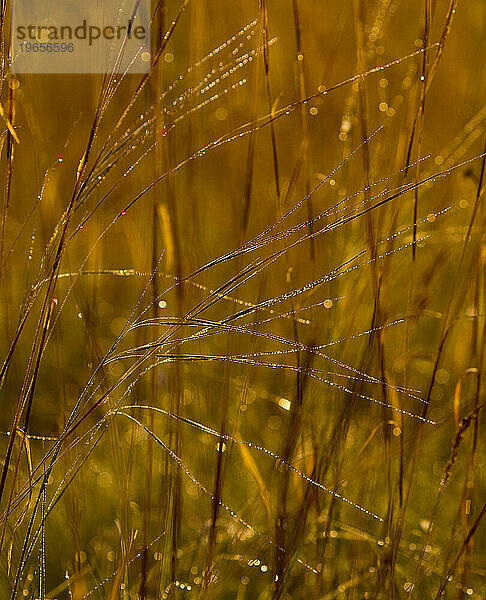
[[0, 1, 485, 598]]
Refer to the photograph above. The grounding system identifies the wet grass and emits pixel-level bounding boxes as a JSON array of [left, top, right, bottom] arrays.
[[0, 0, 485, 598]]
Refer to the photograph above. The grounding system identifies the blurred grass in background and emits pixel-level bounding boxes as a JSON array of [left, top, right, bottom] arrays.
[[0, 0, 486, 598]]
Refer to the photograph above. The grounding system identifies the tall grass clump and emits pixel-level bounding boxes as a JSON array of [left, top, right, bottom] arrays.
[[0, 0, 485, 598]]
